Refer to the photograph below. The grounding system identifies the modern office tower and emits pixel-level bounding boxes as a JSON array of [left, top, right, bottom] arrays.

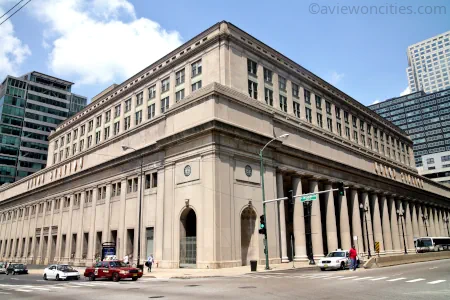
[[0, 72, 87, 185], [369, 88, 450, 168], [406, 31, 450, 94]]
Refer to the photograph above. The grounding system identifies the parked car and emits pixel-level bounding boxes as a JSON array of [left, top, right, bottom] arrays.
[[0, 262, 6, 274], [317, 249, 360, 271], [84, 260, 143, 282], [44, 264, 80, 281], [6, 263, 28, 275]]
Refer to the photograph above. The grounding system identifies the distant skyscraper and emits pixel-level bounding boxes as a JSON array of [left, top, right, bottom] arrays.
[[0, 71, 87, 185], [406, 31, 450, 94]]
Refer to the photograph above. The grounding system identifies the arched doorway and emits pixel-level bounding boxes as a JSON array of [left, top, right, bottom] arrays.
[[180, 208, 197, 268], [241, 206, 258, 266]]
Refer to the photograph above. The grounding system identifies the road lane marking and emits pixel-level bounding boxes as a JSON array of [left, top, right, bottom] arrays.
[[14, 289, 32, 293], [30, 287, 51, 291], [406, 278, 425, 283], [339, 276, 358, 280], [323, 276, 343, 280], [9, 278, 19, 280], [0, 292, 11, 294], [371, 277, 388, 281], [427, 280, 446, 285], [353, 277, 373, 281], [429, 267, 438, 270], [387, 278, 406, 282]]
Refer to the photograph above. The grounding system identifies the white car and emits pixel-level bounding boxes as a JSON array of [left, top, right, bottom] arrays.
[[317, 250, 359, 271], [0, 262, 6, 274], [43, 264, 80, 281]]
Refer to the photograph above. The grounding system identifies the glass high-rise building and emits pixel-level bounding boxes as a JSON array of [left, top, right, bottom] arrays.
[[0, 71, 87, 185], [406, 31, 450, 94], [369, 88, 450, 168]]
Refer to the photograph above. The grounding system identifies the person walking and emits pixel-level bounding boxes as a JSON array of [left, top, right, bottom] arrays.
[[147, 254, 154, 272], [349, 245, 358, 271], [123, 254, 129, 265]]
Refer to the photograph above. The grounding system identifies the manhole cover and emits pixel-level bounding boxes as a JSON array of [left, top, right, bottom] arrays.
[[148, 297, 164, 299], [239, 286, 256, 289], [185, 284, 200, 287]]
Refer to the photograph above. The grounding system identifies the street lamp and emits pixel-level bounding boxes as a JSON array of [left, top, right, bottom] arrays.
[[359, 203, 371, 258], [122, 145, 144, 270], [443, 216, 450, 237], [421, 214, 429, 237], [397, 209, 408, 254], [260, 133, 289, 270]]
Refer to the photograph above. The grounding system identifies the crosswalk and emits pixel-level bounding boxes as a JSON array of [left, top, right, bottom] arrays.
[[234, 273, 448, 285]]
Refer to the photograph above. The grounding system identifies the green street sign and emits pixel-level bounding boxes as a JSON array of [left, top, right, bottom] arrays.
[[300, 194, 317, 202]]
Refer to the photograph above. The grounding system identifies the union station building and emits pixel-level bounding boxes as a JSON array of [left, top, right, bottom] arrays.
[[1, 21, 449, 268]]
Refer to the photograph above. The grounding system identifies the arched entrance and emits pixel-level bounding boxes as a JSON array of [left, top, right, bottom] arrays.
[[241, 206, 258, 266], [180, 208, 197, 268]]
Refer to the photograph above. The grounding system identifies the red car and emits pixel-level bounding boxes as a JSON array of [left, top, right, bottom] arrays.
[[84, 261, 143, 282]]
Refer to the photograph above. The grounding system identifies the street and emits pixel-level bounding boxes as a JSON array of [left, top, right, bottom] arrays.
[[0, 259, 449, 300]]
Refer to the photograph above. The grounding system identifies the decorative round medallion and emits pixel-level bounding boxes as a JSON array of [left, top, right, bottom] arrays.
[[245, 165, 252, 177], [184, 165, 191, 177]]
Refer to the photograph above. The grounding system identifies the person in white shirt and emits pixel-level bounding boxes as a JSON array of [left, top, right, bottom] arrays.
[[146, 254, 154, 272], [123, 254, 129, 265]]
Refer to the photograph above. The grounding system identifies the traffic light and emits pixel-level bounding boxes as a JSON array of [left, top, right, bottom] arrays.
[[288, 190, 294, 205], [259, 214, 266, 235], [338, 182, 345, 196]]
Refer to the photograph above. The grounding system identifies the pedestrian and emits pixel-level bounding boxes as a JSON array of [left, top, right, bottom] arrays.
[[123, 254, 129, 265], [147, 254, 154, 272], [349, 245, 358, 271]]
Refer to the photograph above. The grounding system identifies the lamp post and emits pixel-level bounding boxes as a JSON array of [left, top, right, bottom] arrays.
[[122, 146, 144, 270], [421, 214, 429, 236], [260, 133, 289, 270], [397, 209, 408, 254], [444, 216, 450, 237], [359, 203, 371, 258]]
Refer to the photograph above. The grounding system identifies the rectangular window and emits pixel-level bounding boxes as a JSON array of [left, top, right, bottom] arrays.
[[136, 92, 143, 106], [95, 131, 101, 144], [105, 110, 111, 123], [161, 97, 169, 113], [104, 126, 110, 140], [316, 95, 322, 109], [124, 116, 131, 130], [176, 89, 185, 102], [293, 102, 300, 118], [264, 68, 272, 83], [72, 143, 76, 155], [53, 153, 57, 164], [148, 103, 155, 119], [305, 107, 312, 123], [345, 126, 350, 138], [148, 85, 156, 99], [375, 141, 379, 151], [368, 138, 372, 148], [264, 88, 273, 106], [79, 139, 84, 151], [361, 135, 365, 146], [326, 101, 331, 114], [327, 118, 333, 132], [192, 80, 202, 91], [292, 83, 299, 98], [352, 116, 357, 128], [145, 172, 159, 189], [175, 69, 185, 85], [367, 124, 371, 135], [442, 155, 450, 162], [279, 95, 287, 112], [161, 77, 170, 93], [360, 120, 365, 132], [279, 76, 286, 91], [353, 131, 358, 143], [335, 106, 341, 119], [135, 110, 142, 125], [304, 89, 311, 104], [88, 120, 93, 132], [87, 135, 92, 148], [191, 59, 202, 77], [344, 111, 349, 123], [247, 59, 257, 75], [67, 133, 71, 143], [125, 99, 131, 112], [96, 115, 102, 128], [337, 122, 342, 136], [113, 121, 120, 135], [114, 105, 121, 118], [317, 113, 323, 128]]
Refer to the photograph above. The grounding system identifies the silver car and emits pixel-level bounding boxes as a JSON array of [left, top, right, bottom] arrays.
[[0, 262, 6, 274]]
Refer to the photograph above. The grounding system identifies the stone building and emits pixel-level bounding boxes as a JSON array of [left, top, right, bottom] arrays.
[[0, 21, 449, 268]]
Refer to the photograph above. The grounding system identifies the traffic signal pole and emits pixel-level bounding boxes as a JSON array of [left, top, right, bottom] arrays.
[[259, 150, 270, 270]]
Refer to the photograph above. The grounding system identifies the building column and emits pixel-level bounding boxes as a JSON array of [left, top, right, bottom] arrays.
[[17, 208, 27, 261], [37, 202, 48, 263], [29, 204, 39, 263], [75, 192, 86, 264], [350, 189, 364, 255], [439, 209, 446, 237], [11, 209, 20, 259], [338, 188, 351, 251], [154, 170, 164, 263], [119, 179, 127, 259], [87, 188, 98, 264], [44, 200, 56, 264], [276, 172, 289, 262], [380, 195, 393, 255], [324, 182, 338, 252], [411, 203, 420, 241], [23, 206, 33, 261], [293, 176, 307, 261], [388, 197, 401, 254], [433, 208, 441, 237], [370, 193, 385, 255], [418, 205, 427, 237], [54, 197, 64, 263], [428, 207, 436, 237], [396, 201, 407, 254], [441, 210, 449, 237], [103, 184, 112, 243], [133, 176, 142, 265], [403, 201, 415, 253], [445, 211, 450, 237], [64, 195, 75, 261], [309, 179, 324, 260], [362, 191, 375, 256]]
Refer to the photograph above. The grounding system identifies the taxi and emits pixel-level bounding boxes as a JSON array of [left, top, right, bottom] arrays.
[[84, 260, 143, 282], [317, 249, 358, 271]]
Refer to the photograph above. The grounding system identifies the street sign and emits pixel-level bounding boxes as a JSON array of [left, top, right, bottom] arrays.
[[300, 194, 317, 202], [375, 242, 380, 254]]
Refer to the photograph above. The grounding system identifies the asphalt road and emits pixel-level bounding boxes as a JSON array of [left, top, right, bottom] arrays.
[[0, 259, 449, 300]]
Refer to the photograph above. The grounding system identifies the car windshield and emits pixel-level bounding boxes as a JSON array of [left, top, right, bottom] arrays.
[[109, 261, 127, 268], [326, 252, 346, 258], [58, 265, 75, 271], [417, 239, 433, 247], [14, 264, 24, 269]]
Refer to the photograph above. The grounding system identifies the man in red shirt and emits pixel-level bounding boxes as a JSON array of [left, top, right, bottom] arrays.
[[349, 245, 358, 271]]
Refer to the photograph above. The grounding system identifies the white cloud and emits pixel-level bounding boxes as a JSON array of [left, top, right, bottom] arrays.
[[400, 86, 411, 96], [372, 99, 380, 104], [29, 0, 182, 86], [329, 71, 345, 86], [0, 2, 31, 79]]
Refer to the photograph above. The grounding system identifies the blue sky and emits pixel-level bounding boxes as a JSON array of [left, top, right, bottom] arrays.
[[1, 0, 449, 106]]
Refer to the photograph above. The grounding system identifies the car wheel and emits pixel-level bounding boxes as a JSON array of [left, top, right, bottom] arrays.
[[44, 274, 48, 280], [132, 277, 138, 281], [5, 271, 8, 275], [12, 271, 15, 275], [340, 262, 346, 270], [56, 274, 60, 281], [112, 273, 120, 282], [89, 273, 95, 281], [320, 268, 325, 271]]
